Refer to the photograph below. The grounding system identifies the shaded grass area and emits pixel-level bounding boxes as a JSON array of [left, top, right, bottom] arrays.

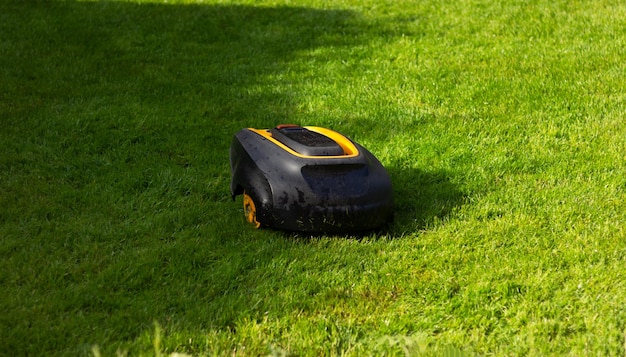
[[2, 0, 626, 355]]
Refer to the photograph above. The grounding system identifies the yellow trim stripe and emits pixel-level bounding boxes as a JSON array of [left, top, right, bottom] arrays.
[[248, 126, 359, 159]]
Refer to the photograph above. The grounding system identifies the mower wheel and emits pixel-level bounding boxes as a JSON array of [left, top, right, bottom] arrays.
[[243, 191, 261, 228]]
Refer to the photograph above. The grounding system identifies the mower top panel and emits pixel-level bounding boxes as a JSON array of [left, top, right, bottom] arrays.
[[269, 126, 345, 156]]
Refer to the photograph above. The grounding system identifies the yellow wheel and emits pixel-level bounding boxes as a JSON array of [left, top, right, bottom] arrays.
[[243, 192, 261, 228]]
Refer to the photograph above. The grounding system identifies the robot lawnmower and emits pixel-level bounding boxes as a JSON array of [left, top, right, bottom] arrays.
[[229, 124, 393, 233]]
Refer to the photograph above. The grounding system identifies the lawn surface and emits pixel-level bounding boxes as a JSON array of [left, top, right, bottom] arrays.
[[1, 0, 626, 355]]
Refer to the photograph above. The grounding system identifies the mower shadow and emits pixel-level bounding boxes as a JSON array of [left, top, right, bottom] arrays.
[[386, 166, 468, 235]]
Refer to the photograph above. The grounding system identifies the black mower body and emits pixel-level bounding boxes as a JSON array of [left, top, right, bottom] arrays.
[[229, 125, 393, 233]]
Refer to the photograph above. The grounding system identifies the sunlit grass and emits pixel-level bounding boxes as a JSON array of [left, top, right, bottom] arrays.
[[1, 0, 626, 355]]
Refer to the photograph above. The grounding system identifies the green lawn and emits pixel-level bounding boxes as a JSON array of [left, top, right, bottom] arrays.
[[2, 0, 626, 355]]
